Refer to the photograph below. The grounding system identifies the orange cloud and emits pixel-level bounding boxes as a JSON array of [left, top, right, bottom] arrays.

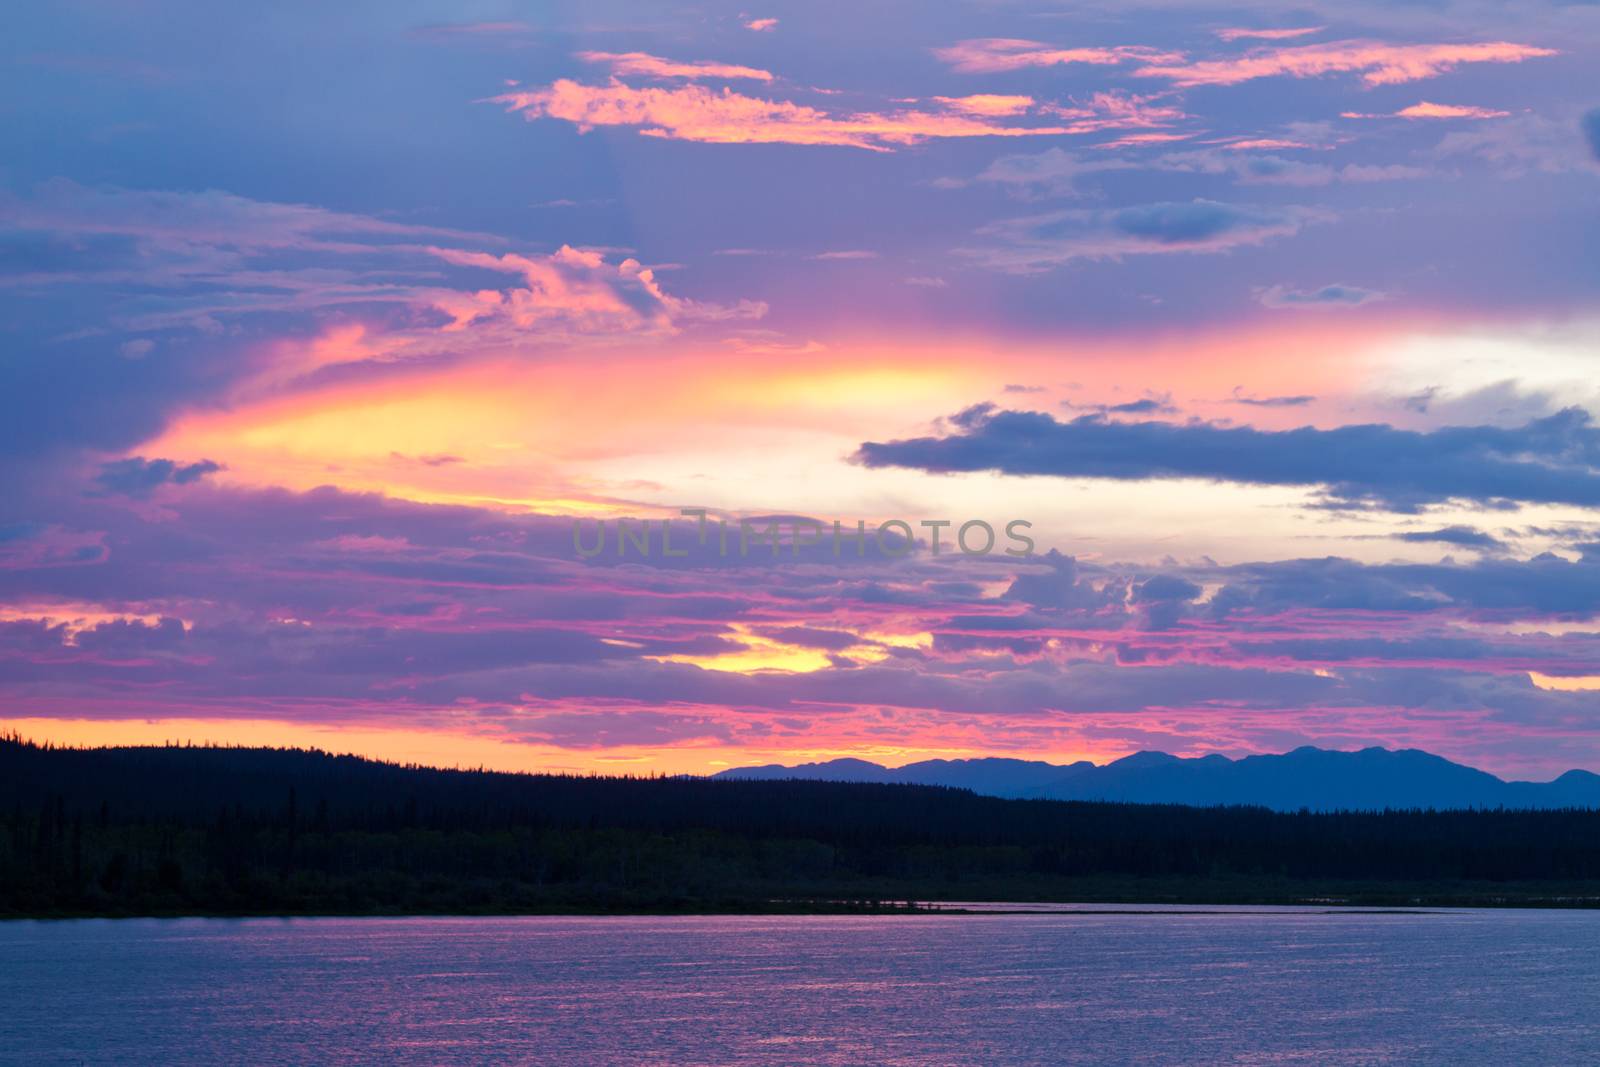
[[491, 80, 1075, 150], [935, 38, 1181, 73], [1215, 27, 1323, 42], [1137, 40, 1556, 87], [577, 50, 773, 82], [1343, 101, 1511, 120]]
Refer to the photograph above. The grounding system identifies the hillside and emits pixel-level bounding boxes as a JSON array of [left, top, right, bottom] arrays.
[[716, 747, 1600, 810]]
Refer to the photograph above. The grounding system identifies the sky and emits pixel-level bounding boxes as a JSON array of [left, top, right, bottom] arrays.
[[3, 0, 1600, 779]]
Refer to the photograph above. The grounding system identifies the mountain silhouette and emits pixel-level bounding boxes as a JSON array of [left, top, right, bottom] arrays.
[[713, 746, 1600, 811]]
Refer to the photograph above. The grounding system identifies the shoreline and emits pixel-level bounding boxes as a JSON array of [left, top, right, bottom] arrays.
[[5, 898, 1596, 921]]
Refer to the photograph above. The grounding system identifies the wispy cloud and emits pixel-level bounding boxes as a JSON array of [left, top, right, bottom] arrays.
[[1258, 283, 1387, 309], [1215, 27, 1323, 42], [577, 51, 773, 82], [932, 94, 1036, 117], [490, 80, 1078, 150], [968, 200, 1323, 272], [934, 39, 1180, 73], [1344, 101, 1511, 120], [1136, 40, 1556, 88], [2, 181, 762, 385], [743, 17, 778, 32], [1230, 389, 1316, 407]]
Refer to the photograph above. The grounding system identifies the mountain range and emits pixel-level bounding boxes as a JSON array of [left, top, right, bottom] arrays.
[[712, 747, 1600, 811]]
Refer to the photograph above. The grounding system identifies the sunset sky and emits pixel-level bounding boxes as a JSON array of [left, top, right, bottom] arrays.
[[5, 0, 1600, 778]]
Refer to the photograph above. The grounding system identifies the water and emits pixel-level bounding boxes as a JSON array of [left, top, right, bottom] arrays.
[[3, 907, 1597, 1065]]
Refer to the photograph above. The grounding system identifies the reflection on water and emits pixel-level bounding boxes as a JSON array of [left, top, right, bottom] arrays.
[[2, 907, 1597, 1065]]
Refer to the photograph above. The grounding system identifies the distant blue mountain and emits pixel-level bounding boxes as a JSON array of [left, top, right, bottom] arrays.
[[712, 747, 1600, 811]]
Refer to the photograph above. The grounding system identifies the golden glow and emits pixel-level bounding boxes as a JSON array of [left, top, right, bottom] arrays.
[[648, 624, 835, 673], [0, 717, 1122, 776], [1529, 672, 1600, 692], [144, 322, 1392, 521], [0, 602, 179, 640]]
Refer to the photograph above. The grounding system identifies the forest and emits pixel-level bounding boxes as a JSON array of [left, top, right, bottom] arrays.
[[4, 735, 1600, 916]]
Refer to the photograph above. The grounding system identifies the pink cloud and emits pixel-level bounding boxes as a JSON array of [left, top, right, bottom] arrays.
[[1215, 27, 1323, 42], [491, 80, 1077, 150], [1224, 138, 1316, 150], [577, 51, 773, 82], [1092, 132, 1192, 148], [934, 39, 1181, 74], [933, 94, 1036, 117], [1136, 40, 1556, 87], [1042, 92, 1189, 134], [744, 17, 778, 32], [1343, 101, 1511, 120], [425, 245, 765, 334]]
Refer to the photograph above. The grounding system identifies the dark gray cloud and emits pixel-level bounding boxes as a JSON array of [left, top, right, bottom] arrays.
[[94, 456, 221, 496], [1581, 108, 1600, 162], [1395, 526, 1504, 550], [970, 200, 1320, 271], [854, 404, 1600, 512], [1107, 398, 1176, 415], [1231, 389, 1316, 408]]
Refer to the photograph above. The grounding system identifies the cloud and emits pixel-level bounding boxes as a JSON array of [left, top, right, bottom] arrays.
[[933, 39, 1180, 73], [1339, 163, 1430, 182], [932, 94, 1036, 118], [1045, 93, 1189, 133], [490, 80, 1078, 150], [577, 51, 773, 82], [968, 199, 1321, 272], [743, 17, 778, 32], [95, 457, 221, 496], [1067, 395, 1178, 416], [422, 244, 763, 333], [809, 250, 878, 260], [1107, 398, 1175, 414], [1135, 40, 1556, 88], [0, 179, 762, 432], [8, 476, 1600, 770], [971, 145, 1416, 200], [1230, 390, 1316, 408], [1215, 27, 1323, 42], [1584, 108, 1600, 162], [854, 404, 1600, 511], [971, 149, 1130, 197], [1344, 102, 1510, 120], [1258, 283, 1386, 309], [1223, 139, 1315, 151], [1395, 526, 1505, 551], [1159, 149, 1337, 187], [1434, 113, 1595, 175]]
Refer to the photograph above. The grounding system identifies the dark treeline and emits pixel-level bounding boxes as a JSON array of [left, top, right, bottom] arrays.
[[4, 735, 1600, 916]]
